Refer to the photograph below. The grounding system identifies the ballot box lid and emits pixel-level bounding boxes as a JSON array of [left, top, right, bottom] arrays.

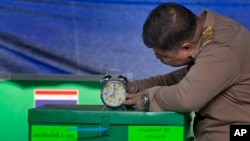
[[28, 104, 191, 125]]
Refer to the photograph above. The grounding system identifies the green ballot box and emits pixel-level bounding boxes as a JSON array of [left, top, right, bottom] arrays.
[[28, 105, 192, 141]]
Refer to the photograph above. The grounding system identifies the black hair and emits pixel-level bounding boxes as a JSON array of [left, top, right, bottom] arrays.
[[142, 2, 197, 51]]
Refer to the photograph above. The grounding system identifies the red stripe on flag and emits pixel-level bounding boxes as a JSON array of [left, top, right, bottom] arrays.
[[35, 90, 78, 95]]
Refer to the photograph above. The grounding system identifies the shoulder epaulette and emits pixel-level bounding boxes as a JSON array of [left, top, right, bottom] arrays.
[[201, 26, 214, 46]]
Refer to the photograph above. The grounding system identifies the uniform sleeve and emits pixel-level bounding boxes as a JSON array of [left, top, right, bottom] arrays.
[[147, 46, 240, 112], [135, 67, 188, 90]]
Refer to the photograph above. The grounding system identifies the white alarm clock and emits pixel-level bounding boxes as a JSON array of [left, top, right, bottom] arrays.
[[100, 69, 128, 108]]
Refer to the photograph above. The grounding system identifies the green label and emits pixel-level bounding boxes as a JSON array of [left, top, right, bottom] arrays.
[[31, 125, 77, 141], [128, 126, 183, 141]]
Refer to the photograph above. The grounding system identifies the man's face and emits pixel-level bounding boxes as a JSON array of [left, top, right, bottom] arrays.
[[153, 47, 191, 67]]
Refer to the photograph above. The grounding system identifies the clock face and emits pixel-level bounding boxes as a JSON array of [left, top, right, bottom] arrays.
[[101, 81, 126, 107]]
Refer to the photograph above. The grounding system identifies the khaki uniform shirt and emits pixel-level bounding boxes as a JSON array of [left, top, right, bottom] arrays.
[[135, 10, 250, 141]]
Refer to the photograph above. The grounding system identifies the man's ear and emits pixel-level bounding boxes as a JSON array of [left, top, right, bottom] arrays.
[[180, 42, 195, 57], [180, 42, 194, 51]]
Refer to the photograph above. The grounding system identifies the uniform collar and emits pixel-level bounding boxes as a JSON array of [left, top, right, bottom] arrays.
[[191, 9, 216, 59]]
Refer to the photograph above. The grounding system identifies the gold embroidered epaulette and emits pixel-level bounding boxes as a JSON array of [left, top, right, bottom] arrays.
[[201, 26, 214, 46]]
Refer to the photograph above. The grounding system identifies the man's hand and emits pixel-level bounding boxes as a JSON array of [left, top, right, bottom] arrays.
[[126, 82, 138, 93], [123, 88, 149, 111]]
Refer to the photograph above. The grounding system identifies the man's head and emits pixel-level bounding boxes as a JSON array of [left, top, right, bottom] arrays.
[[142, 2, 198, 67]]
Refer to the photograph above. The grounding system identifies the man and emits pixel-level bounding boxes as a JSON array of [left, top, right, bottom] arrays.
[[123, 2, 250, 141]]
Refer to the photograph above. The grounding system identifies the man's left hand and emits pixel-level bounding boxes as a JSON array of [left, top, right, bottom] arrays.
[[123, 88, 149, 111]]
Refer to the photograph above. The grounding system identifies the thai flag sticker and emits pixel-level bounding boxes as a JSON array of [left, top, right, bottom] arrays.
[[34, 89, 78, 107]]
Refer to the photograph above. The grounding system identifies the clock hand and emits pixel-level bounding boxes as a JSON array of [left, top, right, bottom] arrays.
[[105, 84, 116, 101], [113, 84, 116, 94], [105, 94, 114, 101]]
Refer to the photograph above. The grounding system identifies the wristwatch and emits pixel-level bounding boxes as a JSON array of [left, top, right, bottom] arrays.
[[100, 69, 128, 107], [141, 93, 149, 109]]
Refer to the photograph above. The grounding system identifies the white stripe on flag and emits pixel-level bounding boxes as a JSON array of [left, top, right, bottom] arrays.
[[34, 95, 78, 100]]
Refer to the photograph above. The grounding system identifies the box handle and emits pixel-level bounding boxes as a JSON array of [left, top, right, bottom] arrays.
[[101, 116, 110, 136], [68, 126, 108, 136]]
